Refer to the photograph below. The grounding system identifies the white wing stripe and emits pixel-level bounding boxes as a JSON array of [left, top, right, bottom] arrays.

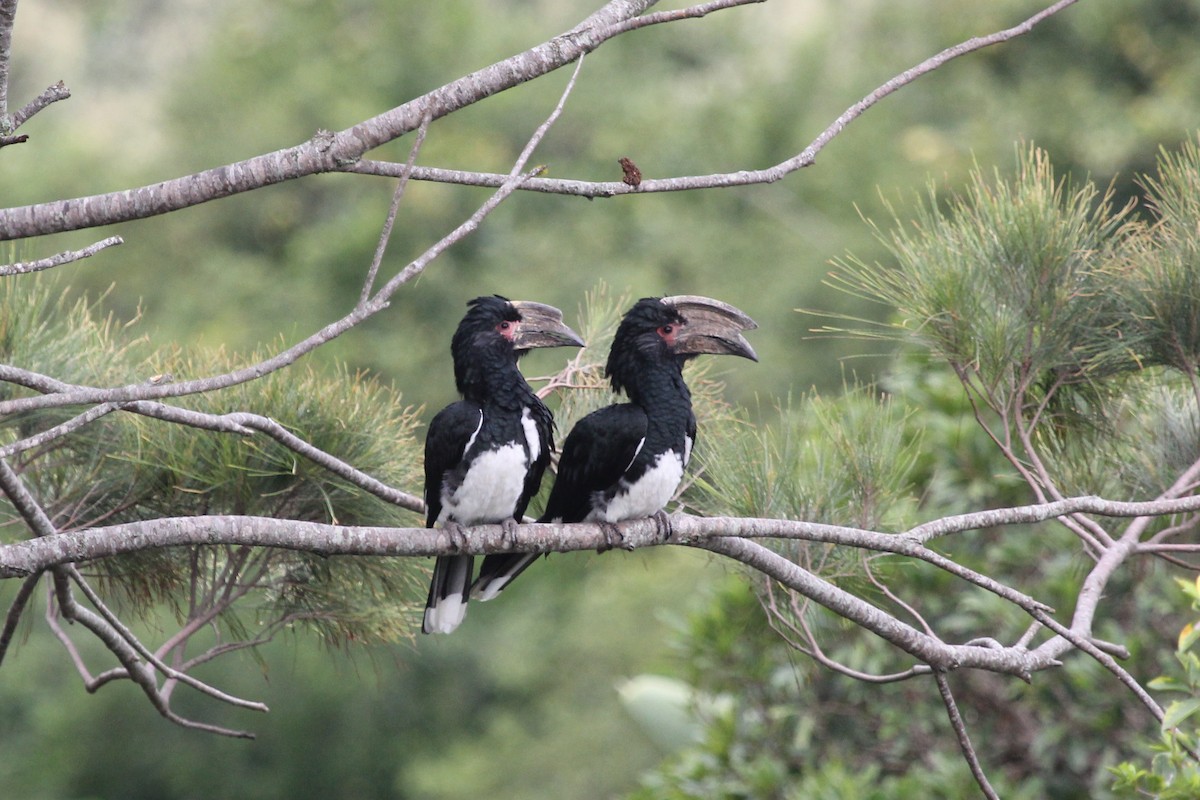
[[462, 409, 484, 457]]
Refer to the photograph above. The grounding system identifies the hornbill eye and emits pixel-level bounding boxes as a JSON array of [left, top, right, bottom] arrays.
[[496, 320, 515, 338], [657, 324, 676, 343]]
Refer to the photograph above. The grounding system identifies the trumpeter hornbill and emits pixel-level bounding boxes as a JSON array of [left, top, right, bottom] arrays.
[[472, 295, 757, 601], [421, 295, 584, 635]]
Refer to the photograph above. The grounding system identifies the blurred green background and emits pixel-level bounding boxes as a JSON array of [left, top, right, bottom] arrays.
[[4, 0, 1200, 797]]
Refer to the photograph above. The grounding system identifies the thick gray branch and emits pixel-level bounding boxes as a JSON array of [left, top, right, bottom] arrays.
[[6, 496, 1196, 580], [0, 509, 1086, 680], [0, 0, 657, 239]]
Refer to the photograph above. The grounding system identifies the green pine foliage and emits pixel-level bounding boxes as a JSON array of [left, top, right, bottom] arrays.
[[825, 138, 1200, 504], [0, 276, 426, 645], [630, 136, 1200, 798], [1122, 136, 1200, 375], [829, 144, 1139, 410], [686, 386, 921, 530]]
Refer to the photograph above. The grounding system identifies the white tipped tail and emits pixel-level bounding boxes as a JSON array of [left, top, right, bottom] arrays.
[[422, 555, 474, 634]]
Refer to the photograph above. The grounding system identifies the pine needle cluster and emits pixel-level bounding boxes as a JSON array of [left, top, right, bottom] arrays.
[[825, 137, 1200, 502]]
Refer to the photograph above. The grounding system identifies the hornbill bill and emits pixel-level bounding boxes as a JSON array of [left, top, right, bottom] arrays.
[[472, 295, 757, 600], [421, 295, 584, 634]]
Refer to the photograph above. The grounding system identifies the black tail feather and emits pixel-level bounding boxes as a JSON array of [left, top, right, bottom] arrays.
[[422, 555, 474, 634], [472, 553, 543, 601]]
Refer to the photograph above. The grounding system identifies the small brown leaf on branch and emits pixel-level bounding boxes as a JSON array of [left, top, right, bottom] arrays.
[[618, 156, 642, 187]]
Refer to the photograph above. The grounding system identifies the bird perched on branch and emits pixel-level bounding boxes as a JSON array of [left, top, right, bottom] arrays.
[[422, 295, 584, 634], [473, 294, 757, 600]]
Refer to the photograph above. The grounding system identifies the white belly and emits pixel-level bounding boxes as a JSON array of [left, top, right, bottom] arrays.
[[592, 450, 684, 523], [439, 442, 529, 526]]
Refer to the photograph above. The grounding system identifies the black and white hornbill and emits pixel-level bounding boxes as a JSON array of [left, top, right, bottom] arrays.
[[421, 295, 584, 634], [472, 295, 757, 600]]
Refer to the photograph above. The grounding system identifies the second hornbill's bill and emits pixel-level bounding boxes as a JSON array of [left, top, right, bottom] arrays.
[[472, 294, 757, 601], [422, 295, 584, 635]]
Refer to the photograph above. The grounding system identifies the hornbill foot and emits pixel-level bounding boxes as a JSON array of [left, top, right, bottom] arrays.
[[651, 510, 673, 542], [499, 517, 520, 549], [597, 521, 633, 553], [443, 521, 469, 553]]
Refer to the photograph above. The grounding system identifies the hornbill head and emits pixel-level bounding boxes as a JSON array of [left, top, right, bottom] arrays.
[[607, 295, 758, 394], [452, 295, 585, 393]]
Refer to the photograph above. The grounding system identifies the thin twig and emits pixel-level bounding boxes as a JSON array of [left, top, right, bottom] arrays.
[[606, 0, 766, 34], [11, 80, 70, 129], [65, 565, 267, 712], [0, 570, 39, 665], [359, 111, 432, 307], [765, 582, 930, 683], [508, 54, 585, 178], [866, 560, 936, 636], [934, 672, 1001, 800], [0, 368, 423, 511], [0, 235, 121, 276], [49, 569, 255, 738], [0, 166, 542, 417], [0, 403, 119, 459]]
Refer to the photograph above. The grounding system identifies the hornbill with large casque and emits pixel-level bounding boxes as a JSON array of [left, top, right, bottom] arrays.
[[472, 295, 757, 600], [422, 295, 584, 634]]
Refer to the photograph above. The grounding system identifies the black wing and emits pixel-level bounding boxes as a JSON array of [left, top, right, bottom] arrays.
[[514, 401, 555, 521], [539, 403, 649, 523], [422, 400, 482, 635], [422, 400, 482, 528]]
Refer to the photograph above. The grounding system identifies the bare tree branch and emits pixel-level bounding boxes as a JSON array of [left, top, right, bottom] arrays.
[[0, 164, 539, 416], [0, 0, 1080, 238], [9, 495, 1200, 582], [0, 367, 423, 511], [48, 569, 256, 739], [0, 491, 1187, 723], [0, 455, 263, 736], [359, 113, 431, 306], [935, 672, 1001, 800], [64, 564, 268, 713], [0, 50, 578, 419], [11, 79, 70, 129], [346, 0, 1080, 199], [0, 571, 38, 665], [0, 235, 122, 276], [0, 0, 659, 239]]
